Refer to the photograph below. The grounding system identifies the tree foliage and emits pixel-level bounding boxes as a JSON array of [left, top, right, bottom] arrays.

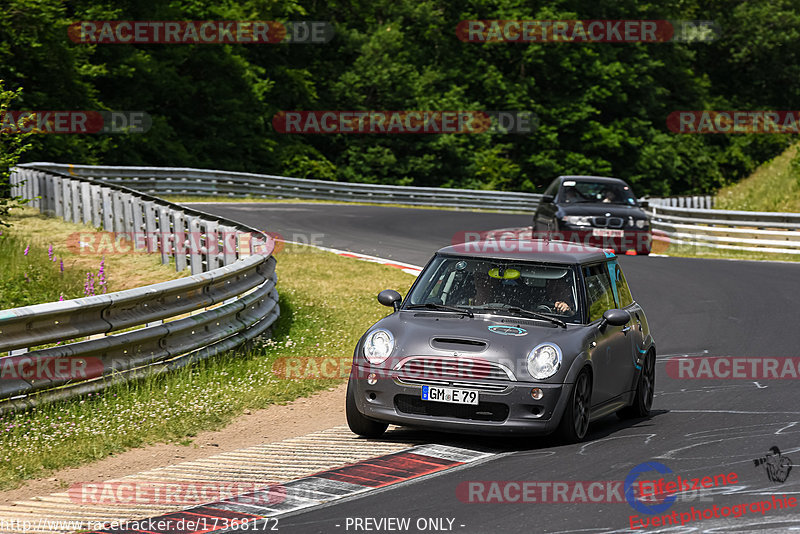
[[1, 0, 798, 196]]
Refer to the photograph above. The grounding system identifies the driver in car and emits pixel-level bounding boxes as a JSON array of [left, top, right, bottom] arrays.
[[472, 269, 501, 306], [544, 276, 574, 314]]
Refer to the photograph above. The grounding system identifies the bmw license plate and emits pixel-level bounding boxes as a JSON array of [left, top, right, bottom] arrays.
[[592, 228, 624, 237], [421, 385, 479, 405]]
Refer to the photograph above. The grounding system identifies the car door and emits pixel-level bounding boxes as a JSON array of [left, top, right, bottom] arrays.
[[583, 262, 632, 405], [608, 259, 644, 393], [534, 178, 559, 231]]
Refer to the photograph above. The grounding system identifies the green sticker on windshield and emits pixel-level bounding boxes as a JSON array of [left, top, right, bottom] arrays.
[[488, 268, 520, 280]]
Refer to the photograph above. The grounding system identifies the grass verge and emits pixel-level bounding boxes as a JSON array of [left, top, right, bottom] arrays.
[[715, 142, 800, 212], [0, 242, 414, 490], [0, 207, 186, 309]]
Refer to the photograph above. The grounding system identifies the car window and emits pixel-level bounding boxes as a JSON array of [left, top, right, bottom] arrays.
[[611, 261, 634, 308], [405, 256, 583, 324], [543, 178, 560, 197], [583, 263, 615, 322], [561, 181, 637, 205]]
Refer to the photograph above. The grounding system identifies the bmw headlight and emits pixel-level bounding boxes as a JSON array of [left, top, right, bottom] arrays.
[[562, 216, 592, 227], [363, 329, 395, 365], [526, 343, 562, 380], [635, 219, 649, 229]]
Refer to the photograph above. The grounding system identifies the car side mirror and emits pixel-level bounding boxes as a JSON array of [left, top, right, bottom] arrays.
[[599, 309, 630, 330], [378, 289, 402, 311], [541, 193, 555, 203]]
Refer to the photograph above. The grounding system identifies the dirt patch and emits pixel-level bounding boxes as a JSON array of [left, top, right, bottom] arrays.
[[0, 383, 348, 506]]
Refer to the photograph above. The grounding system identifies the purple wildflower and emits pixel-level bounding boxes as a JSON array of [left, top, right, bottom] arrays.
[[48, 244, 54, 261], [23, 244, 29, 256], [59, 293, 65, 301], [98, 257, 107, 293], [60, 259, 64, 273], [84, 272, 95, 296]]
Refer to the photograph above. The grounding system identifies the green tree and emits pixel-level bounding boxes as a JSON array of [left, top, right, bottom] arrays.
[[0, 81, 32, 227]]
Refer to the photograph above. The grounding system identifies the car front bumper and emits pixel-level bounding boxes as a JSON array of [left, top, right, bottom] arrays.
[[533, 229, 651, 254], [350, 364, 573, 436]]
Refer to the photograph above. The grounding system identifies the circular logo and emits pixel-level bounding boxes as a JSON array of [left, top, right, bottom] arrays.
[[625, 461, 677, 515], [487, 325, 528, 336]]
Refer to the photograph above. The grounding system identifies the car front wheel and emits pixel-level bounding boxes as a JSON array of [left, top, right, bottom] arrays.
[[618, 350, 655, 419], [557, 369, 592, 443], [346, 378, 388, 438]]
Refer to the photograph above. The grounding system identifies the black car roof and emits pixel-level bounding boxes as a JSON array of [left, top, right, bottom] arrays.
[[557, 175, 630, 185], [437, 239, 613, 264]]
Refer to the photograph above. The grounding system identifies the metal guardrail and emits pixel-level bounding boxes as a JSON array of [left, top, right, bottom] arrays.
[[0, 167, 280, 412], [647, 205, 800, 255], [19, 163, 543, 212], [646, 195, 715, 209]]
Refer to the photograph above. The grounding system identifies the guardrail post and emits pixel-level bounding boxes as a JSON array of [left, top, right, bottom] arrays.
[[158, 205, 172, 265], [173, 210, 187, 272], [131, 197, 146, 251], [204, 220, 221, 270], [187, 216, 203, 274], [143, 201, 158, 254], [220, 225, 238, 266], [111, 191, 124, 232], [81, 182, 92, 224], [121, 193, 134, 235], [90, 184, 102, 227]]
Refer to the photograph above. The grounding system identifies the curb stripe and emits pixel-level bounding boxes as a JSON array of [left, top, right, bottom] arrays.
[[84, 444, 493, 534]]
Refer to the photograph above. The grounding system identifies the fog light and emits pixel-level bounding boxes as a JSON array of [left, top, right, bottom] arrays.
[[367, 373, 378, 385], [530, 388, 543, 400], [625, 249, 637, 255]]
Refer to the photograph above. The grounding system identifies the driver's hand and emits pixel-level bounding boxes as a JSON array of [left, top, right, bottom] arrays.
[[554, 301, 571, 313]]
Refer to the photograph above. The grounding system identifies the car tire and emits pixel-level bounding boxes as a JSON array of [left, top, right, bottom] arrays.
[[557, 369, 592, 443], [346, 378, 388, 438], [617, 350, 655, 419]]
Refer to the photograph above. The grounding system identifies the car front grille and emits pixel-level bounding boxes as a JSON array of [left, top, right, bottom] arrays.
[[396, 377, 509, 393], [394, 356, 516, 382], [394, 394, 510, 422], [592, 216, 624, 228]]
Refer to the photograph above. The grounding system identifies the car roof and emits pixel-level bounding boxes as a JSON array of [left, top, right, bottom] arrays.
[[436, 239, 613, 264], [557, 175, 630, 185]]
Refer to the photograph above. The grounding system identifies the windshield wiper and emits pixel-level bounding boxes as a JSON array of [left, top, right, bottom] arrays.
[[475, 306, 566, 328], [406, 303, 474, 318]]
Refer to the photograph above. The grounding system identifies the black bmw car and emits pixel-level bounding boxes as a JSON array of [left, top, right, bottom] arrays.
[[346, 240, 656, 442], [533, 175, 651, 255]]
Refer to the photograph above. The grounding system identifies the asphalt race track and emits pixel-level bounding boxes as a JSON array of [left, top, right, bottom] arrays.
[[191, 202, 800, 533]]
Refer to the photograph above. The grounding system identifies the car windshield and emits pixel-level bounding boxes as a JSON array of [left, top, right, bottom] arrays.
[[405, 256, 582, 324], [560, 180, 637, 206]]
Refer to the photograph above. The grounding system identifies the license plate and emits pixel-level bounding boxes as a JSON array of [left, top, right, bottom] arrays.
[[592, 228, 624, 237], [421, 385, 479, 405]]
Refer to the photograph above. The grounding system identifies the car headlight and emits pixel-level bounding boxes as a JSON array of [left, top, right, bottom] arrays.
[[363, 329, 395, 365], [635, 219, 649, 229], [562, 216, 592, 227], [527, 343, 562, 380]]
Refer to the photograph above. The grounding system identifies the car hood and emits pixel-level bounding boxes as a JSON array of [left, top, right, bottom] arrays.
[[361, 310, 593, 383], [558, 203, 648, 218]]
